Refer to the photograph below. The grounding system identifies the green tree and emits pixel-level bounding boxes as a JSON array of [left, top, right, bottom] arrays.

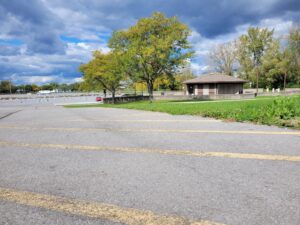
[[49, 82, 59, 90], [59, 83, 69, 92], [24, 84, 33, 92], [68, 83, 81, 92], [260, 40, 282, 88], [238, 27, 274, 92], [277, 49, 292, 90], [31, 84, 41, 92], [260, 40, 294, 90], [80, 50, 125, 103], [41, 83, 54, 90], [236, 38, 254, 82], [79, 79, 102, 92], [289, 26, 300, 66], [0, 80, 15, 94], [109, 12, 193, 100], [288, 26, 300, 85]]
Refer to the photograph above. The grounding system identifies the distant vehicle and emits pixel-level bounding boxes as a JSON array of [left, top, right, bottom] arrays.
[[37, 90, 52, 95], [37, 89, 59, 95], [96, 97, 103, 101]]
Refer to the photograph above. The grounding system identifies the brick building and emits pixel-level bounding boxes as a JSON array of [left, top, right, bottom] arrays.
[[184, 73, 247, 96]]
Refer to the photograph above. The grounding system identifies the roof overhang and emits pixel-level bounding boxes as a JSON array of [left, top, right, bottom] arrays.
[[184, 81, 247, 84]]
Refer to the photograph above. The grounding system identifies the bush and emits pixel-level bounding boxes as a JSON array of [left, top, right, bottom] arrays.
[[259, 96, 300, 127]]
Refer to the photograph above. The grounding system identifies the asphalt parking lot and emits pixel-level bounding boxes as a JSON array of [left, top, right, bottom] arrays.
[[0, 100, 299, 225]]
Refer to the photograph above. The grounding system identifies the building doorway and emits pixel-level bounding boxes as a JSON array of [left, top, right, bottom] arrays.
[[203, 84, 209, 95], [188, 85, 194, 95]]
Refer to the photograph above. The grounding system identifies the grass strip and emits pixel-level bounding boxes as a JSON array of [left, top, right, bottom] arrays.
[[65, 95, 300, 129]]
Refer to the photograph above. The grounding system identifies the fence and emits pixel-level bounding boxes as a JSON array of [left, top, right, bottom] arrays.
[[103, 95, 150, 104], [0, 92, 99, 100], [154, 93, 255, 101]]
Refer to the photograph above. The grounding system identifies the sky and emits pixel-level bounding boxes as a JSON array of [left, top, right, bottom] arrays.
[[0, 0, 299, 85]]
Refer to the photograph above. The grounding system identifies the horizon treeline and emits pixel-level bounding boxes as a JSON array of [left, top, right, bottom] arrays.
[[0, 81, 81, 94]]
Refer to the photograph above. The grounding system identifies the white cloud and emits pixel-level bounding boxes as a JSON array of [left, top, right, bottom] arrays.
[[258, 18, 293, 38], [73, 77, 83, 83], [11, 74, 56, 84], [10, 74, 83, 85]]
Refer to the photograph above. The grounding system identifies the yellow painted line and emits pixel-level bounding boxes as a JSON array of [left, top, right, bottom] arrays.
[[0, 125, 105, 132], [0, 187, 225, 225], [0, 141, 299, 162], [0, 125, 300, 136], [68, 119, 220, 123]]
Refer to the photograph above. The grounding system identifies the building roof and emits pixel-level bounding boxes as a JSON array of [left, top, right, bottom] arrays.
[[183, 73, 247, 84]]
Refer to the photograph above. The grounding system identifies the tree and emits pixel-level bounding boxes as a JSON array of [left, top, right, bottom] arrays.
[[0, 80, 15, 94], [209, 41, 237, 75], [289, 25, 300, 67], [236, 38, 254, 82], [260, 40, 282, 88], [288, 25, 300, 85], [109, 12, 193, 101], [24, 84, 33, 92], [238, 27, 274, 92], [31, 84, 41, 92], [68, 83, 81, 92], [41, 83, 56, 90], [277, 49, 292, 91], [59, 83, 69, 92], [80, 50, 125, 103]]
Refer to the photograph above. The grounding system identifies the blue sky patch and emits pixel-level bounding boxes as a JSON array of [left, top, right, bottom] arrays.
[[60, 35, 107, 43], [0, 39, 24, 46]]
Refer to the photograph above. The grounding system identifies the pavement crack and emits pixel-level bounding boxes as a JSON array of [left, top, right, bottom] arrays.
[[0, 109, 22, 120]]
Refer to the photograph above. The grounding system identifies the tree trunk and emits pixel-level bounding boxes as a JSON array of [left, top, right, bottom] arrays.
[[147, 81, 154, 102], [112, 90, 116, 104], [9, 81, 12, 94], [284, 71, 287, 92]]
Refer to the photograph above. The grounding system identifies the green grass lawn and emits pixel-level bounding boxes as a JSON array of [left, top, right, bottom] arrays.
[[65, 95, 300, 129]]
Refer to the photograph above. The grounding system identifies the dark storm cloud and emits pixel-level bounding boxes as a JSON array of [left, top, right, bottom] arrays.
[[2, 0, 51, 25], [47, 0, 300, 37], [25, 30, 65, 55], [273, 0, 300, 12], [1, 0, 299, 53], [0, 45, 21, 56], [0, 0, 65, 55]]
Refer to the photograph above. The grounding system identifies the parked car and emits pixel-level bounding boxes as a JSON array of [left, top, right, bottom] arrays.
[[96, 97, 102, 101]]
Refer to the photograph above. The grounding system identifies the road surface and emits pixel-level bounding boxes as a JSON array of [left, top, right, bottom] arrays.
[[0, 102, 299, 225]]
